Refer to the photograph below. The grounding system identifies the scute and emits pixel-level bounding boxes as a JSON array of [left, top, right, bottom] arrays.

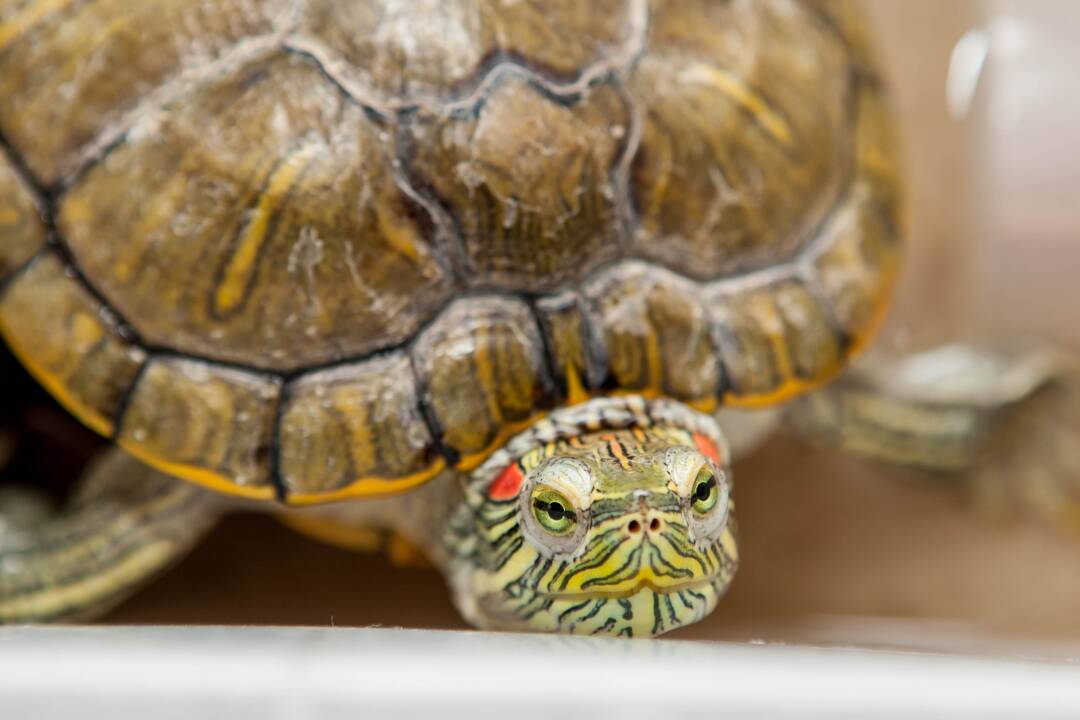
[[809, 183, 900, 342], [0, 252, 147, 436], [402, 75, 628, 290], [584, 262, 721, 405], [534, 291, 608, 400], [707, 277, 844, 406], [59, 52, 454, 371], [629, 0, 852, 278], [278, 354, 441, 501], [412, 297, 554, 465], [0, 0, 291, 184], [118, 357, 280, 498]]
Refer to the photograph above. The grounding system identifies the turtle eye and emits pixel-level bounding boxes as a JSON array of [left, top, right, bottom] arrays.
[[532, 488, 577, 535], [690, 467, 719, 515]]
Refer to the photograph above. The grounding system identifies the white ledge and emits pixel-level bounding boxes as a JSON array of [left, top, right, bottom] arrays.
[[2, 626, 1080, 719]]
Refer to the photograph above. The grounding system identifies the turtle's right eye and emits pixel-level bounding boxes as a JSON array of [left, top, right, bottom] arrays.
[[532, 488, 576, 535], [520, 458, 592, 556]]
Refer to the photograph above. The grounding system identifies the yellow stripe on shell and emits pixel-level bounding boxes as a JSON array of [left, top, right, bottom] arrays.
[[374, 185, 424, 264], [214, 143, 320, 316], [285, 459, 446, 506], [564, 363, 590, 406], [681, 63, 794, 148], [116, 439, 275, 501]]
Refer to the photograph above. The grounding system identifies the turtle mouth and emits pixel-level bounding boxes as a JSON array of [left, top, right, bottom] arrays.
[[537, 576, 717, 600]]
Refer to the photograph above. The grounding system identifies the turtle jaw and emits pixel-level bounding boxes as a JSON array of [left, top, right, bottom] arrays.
[[550, 574, 733, 637], [537, 574, 733, 638], [535, 576, 719, 601], [465, 571, 735, 639]]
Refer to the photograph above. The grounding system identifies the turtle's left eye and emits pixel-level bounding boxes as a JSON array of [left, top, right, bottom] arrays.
[[532, 488, 577, 535], [690, 467, 719, 515]]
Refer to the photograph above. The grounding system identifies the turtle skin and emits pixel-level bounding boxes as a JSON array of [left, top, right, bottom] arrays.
[[0, 0, 902, 505]]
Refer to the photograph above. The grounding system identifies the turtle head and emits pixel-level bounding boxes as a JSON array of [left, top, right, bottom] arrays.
[[447, 398, 738, 638]]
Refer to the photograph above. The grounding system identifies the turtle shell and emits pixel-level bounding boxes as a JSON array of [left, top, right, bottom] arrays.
[[0, 0, 902, 504]]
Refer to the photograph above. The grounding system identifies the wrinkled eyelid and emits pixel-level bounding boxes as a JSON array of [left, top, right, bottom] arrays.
[[663, 445, 711, 497], [533, 457, 594, 509]]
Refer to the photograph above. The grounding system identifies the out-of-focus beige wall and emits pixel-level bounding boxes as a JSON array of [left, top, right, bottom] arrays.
[[972, 0, 1080, 349], [866, 1, 1079, 351], [865, 2, 982, 345]]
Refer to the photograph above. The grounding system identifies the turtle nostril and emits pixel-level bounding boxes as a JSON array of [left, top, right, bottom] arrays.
[[628, 519, 642, 534], [649, 518, 662, 533]]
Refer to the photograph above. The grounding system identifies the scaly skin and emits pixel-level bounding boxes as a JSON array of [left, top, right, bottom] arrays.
[[444, 397, 738, 637]]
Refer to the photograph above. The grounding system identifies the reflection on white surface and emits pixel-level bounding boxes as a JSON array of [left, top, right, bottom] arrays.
[[947, 29, 989, 120], [2, 627, 1080, 719]]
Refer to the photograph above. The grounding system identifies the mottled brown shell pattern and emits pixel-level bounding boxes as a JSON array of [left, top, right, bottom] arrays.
[[0, 0, 902, 503]]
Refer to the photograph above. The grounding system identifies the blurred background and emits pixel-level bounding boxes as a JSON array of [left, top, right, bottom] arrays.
[[4, 1, 1079, 654]]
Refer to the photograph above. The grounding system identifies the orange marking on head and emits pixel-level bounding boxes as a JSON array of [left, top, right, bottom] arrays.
[[693, 433, 724, 465], [488, 463, 525, 500]]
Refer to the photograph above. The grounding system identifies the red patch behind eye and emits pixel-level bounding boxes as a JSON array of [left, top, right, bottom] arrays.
[[488, 463, 525, 500], [693, 433, 723, 464]]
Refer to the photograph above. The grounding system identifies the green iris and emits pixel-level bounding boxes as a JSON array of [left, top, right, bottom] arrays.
[[690, 468, 719, 515], [532, 488, 577, 535]]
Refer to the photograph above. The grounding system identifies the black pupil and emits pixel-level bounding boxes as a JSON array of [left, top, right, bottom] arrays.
[[694, 477, 715, 502], [535, 499, 571, 522]]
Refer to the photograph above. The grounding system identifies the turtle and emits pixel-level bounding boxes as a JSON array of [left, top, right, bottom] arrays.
[[1, 0, 1076, 637]]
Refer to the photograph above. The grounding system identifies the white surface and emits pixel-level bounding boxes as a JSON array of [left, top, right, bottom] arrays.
[[2, 626, 1080, 720]]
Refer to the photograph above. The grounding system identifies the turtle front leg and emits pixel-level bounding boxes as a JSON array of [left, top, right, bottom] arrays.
[[786, 343, 1080, 530], [0, 448, 220, 623]]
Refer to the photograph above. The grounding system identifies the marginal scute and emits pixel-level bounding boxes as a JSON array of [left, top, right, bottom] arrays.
[[402, 76, 628, 290], [0, 149, 45, 279], [585, 262, 721, 404], [707, 277, 844, 406], [60, 52, 453, 371], [0, 0, 290, 184], [809, 184, 900, 342], [413, 297, 554, 463], [534, 291, 608, 399], [629, 0, 852, 279], [853, 78, 904, 227], [118, 357, 280, 496], [278, 354, 437, 498], [295, 0, 640, 107], [0, 252, 146, 436]]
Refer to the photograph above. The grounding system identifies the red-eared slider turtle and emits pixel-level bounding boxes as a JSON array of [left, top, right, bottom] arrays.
[[7, 0, 1068, 637]]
